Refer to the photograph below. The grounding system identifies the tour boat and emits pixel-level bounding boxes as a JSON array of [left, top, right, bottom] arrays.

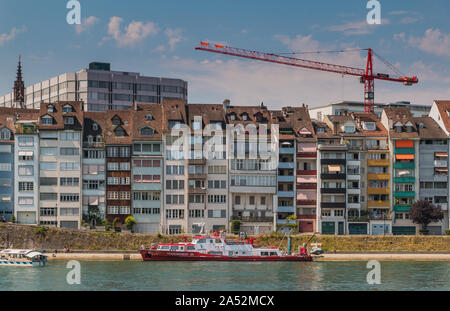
[[139, 233, 313, 262], [0, 249, 48, 267]]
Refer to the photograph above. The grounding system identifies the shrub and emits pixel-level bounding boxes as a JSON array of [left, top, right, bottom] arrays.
[[125, 216, 136, 230], [10, 215, 15, 223], [445, 229, 450, 235], [34, 226, 48, 237], [231, 219, 241, 234]]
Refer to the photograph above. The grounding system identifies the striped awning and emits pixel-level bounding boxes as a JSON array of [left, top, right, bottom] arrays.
[[328, 165, 341, 172], [435, 152, 448, 157], [436, 167, 448, 172]]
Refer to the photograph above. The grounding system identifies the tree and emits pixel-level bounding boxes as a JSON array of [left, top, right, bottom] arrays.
[[409, 200, 444, 233], [231, 219, 241, 235], [125, 216, 136, 231]]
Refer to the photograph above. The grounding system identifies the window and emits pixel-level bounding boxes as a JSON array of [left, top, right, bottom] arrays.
[[60, 162, 79, 170], [0, 163, 11, 171], [60, 193, 80, 202], [40, 177, 57, 186], [146, 114, 153, 121], [140, 126, 154, 136], [18, 165, 33, 176], [249, 196, 255, 205], [92, 123, 98, 131], [0, 129, 10, 140], [18, 137, 34, 146], [61, 177, 80, 187], [61, 132, 80, 141], [40, 193, 57, 201], [63, 105, 74, 113], [40, 147, 57, 156], [114, 127, 126, 137], [40, 162, 56, 170], [41, 115, 53, 125], [207, 195, 226, 204], [235, 196, 241, 205], [47, 105, 55, 112], [19, 182, 34, 191], [19, 197, 34, 205], [344, 125, 355, 133], [64, 117, 74, 125]]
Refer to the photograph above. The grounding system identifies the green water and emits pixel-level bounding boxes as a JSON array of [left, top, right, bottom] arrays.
[[1, 260, 449, 291]]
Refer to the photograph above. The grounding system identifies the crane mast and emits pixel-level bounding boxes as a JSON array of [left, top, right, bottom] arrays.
[[195, 42, 418, 114]]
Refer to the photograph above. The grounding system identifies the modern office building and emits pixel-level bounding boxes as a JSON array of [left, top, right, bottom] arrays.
[[0, 62, 188, 112]]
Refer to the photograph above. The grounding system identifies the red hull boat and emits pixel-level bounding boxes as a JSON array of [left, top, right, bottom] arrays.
[[139, 233, 314, 262]]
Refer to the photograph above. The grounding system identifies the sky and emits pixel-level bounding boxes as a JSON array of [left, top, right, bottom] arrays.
[[0, 0, 450, 109]]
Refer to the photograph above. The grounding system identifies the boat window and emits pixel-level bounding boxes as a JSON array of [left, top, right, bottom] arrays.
[[160, 245, 170, 250], [215, 239, 221, 243], [209, 240, 214, 244], [197, 239, 206, 244], [170, 246, 179, 251], [208, 251, 222, 255], [270, 252, 278, 256], [187, 246, 195, 250], [261, 252, 269, 256]]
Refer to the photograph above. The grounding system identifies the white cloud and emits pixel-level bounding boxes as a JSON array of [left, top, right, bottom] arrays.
[[400, 16, 422, 24], [274, 34, 319, 52], [327, 19, 389, 35], [0, 25, 26, 47], [165, 28, 184, 51], [393, 32, 406, 42], [105, 16, 159, 47], [409, 28, 450, 57], [75, 16, 100, 34]]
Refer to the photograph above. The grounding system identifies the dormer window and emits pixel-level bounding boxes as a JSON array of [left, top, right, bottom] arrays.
[[41, 115, 53, 125], [64, 117, 74, 125], [0, 128, 10, 140], [63, 104, 73, 113], [47, 104, 55, 113], [242, 114, 248, 121], [146, 114, 153, 121], [96, 135, 102, 142], [405, 121, 413, 133], [362, 122, 376, 131], [112, 115, 121, 126], [140, 126, 154, 136], [114, 126, 125, 137], [192, 121, 202, 130], [87, 135, 94, 144], [317, 128, 325, 133], [92, 123, 98, 131], [230, 114, 236, 121], [168, 120, 181, 130], [419, 122, 424, 129], [344, 125, 355, 133]]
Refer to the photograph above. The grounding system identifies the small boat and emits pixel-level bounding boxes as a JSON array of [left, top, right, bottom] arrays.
[[0, 249, 48, 267], [139, 232, 313, 262]]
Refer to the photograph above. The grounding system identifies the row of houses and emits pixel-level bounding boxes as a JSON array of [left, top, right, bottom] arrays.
[[1, 98, 450, 235]]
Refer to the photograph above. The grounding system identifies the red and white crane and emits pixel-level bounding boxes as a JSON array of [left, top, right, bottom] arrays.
[[195, 42, 418, 113]]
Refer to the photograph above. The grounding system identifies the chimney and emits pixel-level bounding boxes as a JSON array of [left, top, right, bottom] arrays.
[[223, 99, 231, 111], [333, 121, 339, 135]]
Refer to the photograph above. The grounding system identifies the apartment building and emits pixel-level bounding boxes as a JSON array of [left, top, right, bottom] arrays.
[[315, 120, 347, 235], [82, 112, 107, 225], [381, 108, 420, 235], [354, 113, 391, 235], [0, 109, 16, 221], [187, 104, 228, 233], [0, 62, 188, 112], [415, 116, 449, 234], [104, 111, 133, 228], [429, 100, 450, 231], [131, 104, 163, 234], [271, 110, 296, 233], [38, 101, 83, 229], [226, 104, 277, 234], [14, 110, 40, 225]]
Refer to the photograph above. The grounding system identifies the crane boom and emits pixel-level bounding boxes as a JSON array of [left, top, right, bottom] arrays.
[[195, 42, 418, 113]]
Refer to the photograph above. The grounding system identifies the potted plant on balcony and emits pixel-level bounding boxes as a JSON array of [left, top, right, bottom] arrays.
[[409, 200, 444, 235]]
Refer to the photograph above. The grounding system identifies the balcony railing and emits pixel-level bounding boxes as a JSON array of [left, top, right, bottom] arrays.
[[296, 200, 317, 206], [394, 191, 415, 198], [296, 170, 317, 175], [231, 216, 273, 223], [368, 187, 390, 195], [297, 214, 316, 219], [321, 188, 346, 194], [188, 173, 207, 179], [321, 202, 345, 209], [367, 159, 390, 166], [321, 173, 346, 180], [368, 173, 389, 180], [277, 206, 295, 213], [83, 141, 105, 148], [188, 188, 207, 194], [277, 219, 297, 225], [297, 152, 317, 158], [367, 201, 390, 208], [279, 147, 295, 154], [297, 184, 317, 190], [278, 191, 295, 197], [347, 215, 369, 222], [188, 159, 206, 165], [321, 159, 346, 165], [278, 175, 295, 182], [15, 123, 38, 134], [434, 160, 448, 167], [278, 162, 295, 169]]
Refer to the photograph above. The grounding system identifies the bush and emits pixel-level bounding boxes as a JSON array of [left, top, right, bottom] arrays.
[[10, 215, 15, 223], [231, 220, 241, 234], [34, 226, 48, 237], [125, 216, 136, 230], [445, 229, 450, 235]]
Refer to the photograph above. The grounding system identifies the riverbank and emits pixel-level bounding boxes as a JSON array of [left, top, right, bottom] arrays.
[[2, 223, 450, 253], [45, 252, 450, 261]]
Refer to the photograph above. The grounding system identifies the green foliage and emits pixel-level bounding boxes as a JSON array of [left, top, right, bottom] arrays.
[[231, 219, 241, 234], [10, 215, 15, 223], [445, 229, 450, 235], [125, 216, 136, 230], [34, 226, 48, 237]]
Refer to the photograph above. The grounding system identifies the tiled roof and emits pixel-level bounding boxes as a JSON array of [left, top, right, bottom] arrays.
[[383, 107, 419, 139], [132, 104, 164, 141], [434, 100, 450, 133], [414, 116, 448, 139], [352, 113, 388, 137], [38, 101, 83, 131]]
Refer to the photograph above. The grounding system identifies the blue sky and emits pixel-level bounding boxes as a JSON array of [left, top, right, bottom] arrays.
[[1, 0, 450, 108]]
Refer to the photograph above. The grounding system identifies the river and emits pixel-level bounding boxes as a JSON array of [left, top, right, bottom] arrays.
[[1, 260, 449, 291]]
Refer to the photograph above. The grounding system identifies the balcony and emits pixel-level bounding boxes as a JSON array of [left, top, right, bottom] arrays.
[[321, 159, 346, 165], [277, 206, 295, 213], [368, 187, 390, 195], [188, 188, 207, 194], [278, 162, 295, 169], [321, 188, 346, 194], [277, 219, 297, 225], [394, 177, 415, 183], [367, 159, 390, 166], [394, 191, 415, 198], [369, 213, 392, 220], [434, 160, 448, 167], [321, 202, 345, 209], [297, 145, 317, 153], [296, 200, 317, 206], [232, 216, 273, 223], [83, 141, 105, 148], [348, 215, 369, 222], [278, 175, 295, 182], [368, 173, 389, 180], [278, 191, 295, 198], [15, 123, 38, 134], [297, 152, 317, 158], [395, 148, 415, 155], [433, 174, 448, 182], [394, 205, 411, 212], [188, 159, 206, 165], [297, 184, 317, 190], [188, 173, 207, 180], [280, 147, 295, 154], [296, 170, 317, 176], [394, 162, 415, 169], [321, 173, 346, 180], [368, 201, 390, 208], [297, 214, 316, 219]]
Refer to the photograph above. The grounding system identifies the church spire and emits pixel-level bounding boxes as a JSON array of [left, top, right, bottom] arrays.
[[14, 54, 25, 108]]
